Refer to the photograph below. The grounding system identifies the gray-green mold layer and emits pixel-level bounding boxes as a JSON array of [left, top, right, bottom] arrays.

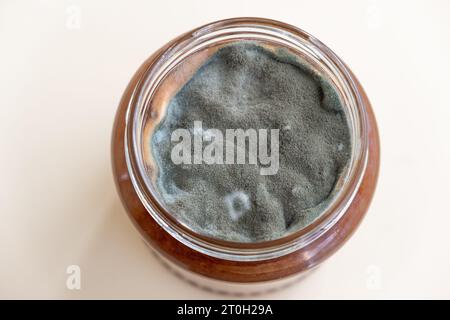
[[150, 42, 351, 242]]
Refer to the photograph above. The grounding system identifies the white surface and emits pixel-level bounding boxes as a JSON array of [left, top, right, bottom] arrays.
[[1, 0, 449, 299]]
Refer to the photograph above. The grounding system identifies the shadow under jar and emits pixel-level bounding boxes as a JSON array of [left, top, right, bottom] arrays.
[[111, 18, 380, 294]]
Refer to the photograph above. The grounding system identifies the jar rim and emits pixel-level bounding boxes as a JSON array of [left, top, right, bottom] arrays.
[[124, 17, 369, 261]]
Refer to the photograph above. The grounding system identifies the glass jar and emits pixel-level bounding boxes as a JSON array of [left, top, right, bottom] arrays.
[[111, 17, 380, 294]]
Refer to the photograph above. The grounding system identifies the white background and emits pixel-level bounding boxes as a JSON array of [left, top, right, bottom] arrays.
[[1, 0, 449, 299]]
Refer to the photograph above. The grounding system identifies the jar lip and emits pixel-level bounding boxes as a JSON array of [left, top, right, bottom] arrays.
[[124, 17, 369, 261]]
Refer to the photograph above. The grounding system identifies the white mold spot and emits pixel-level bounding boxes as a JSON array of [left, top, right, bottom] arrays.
[[224, 191, 251, 221]]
